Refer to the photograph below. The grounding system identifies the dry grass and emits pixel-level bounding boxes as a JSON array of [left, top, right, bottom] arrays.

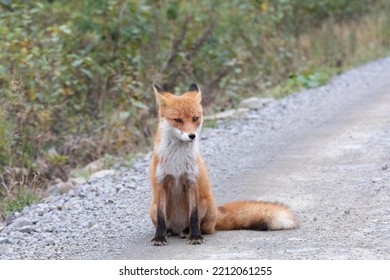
[[262, 13, 390, 98], [299, 14, 389, 68]]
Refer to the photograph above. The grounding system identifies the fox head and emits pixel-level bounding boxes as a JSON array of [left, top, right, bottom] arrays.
[[153, 83, 203, 143]]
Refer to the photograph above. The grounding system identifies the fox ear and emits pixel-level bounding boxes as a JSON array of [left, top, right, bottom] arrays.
[[188, 83, 202, 103], [153, 84, 165, 94], [153, 84, 171, 106], [188, 83, 200, 92]]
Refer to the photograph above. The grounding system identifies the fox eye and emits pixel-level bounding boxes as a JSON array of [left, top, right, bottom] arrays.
[[174, 118, 183, 123], [192, 116, 199, 122]]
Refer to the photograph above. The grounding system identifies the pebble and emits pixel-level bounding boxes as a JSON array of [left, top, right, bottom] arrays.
[[0, 237, 12, 244], [89, 169, 115, 179], [239, 97, 275, 110], [18, 226, 35, 233], [12, 218, 32, 229], [35, 205, 49, 216]]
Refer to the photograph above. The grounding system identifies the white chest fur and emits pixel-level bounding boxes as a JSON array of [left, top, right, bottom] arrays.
[[155, 121, 200, 185]]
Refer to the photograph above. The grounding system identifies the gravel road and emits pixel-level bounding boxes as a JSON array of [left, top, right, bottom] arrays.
[[1, 57, 389, 260]]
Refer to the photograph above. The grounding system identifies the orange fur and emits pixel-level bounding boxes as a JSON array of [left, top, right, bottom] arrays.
[[149, 84, 297, 246]]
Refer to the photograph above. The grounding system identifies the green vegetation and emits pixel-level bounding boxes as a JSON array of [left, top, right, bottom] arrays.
[[3, 186, 40, 215], [0, 0, 389, 217]]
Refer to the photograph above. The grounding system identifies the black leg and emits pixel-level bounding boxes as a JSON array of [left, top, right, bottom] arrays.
[[180, 227, 190, 238], [188, 208, 204, 245], [151, 209, 167, 246]]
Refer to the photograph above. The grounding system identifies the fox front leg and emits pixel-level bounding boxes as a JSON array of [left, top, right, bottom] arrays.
[[151, 207, 167, 246], [187, 185, 204, 245]]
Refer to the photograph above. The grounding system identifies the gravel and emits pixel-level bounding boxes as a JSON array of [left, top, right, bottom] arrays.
[[1, 57, 390, 259]]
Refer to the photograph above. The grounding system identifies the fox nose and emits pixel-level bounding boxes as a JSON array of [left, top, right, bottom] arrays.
[[188, 134, 196, 140]]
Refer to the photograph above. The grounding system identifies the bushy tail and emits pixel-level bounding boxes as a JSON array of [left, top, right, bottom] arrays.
[[216, 200, 297, 231]]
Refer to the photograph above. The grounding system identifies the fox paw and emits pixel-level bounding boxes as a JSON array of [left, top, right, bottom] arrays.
[[188, 235, 204, 245], [180, 228, 190, 239], [151, 236, 167, 246]]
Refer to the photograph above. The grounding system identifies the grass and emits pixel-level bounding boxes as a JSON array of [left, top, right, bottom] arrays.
[[3, 187, 40, 215], [263, 13, 390, 99], [0, 167, 41, 217], [269, 68, 335, 99]]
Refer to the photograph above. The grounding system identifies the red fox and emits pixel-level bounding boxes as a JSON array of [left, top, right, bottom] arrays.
[[149, 83, 297, 245]]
